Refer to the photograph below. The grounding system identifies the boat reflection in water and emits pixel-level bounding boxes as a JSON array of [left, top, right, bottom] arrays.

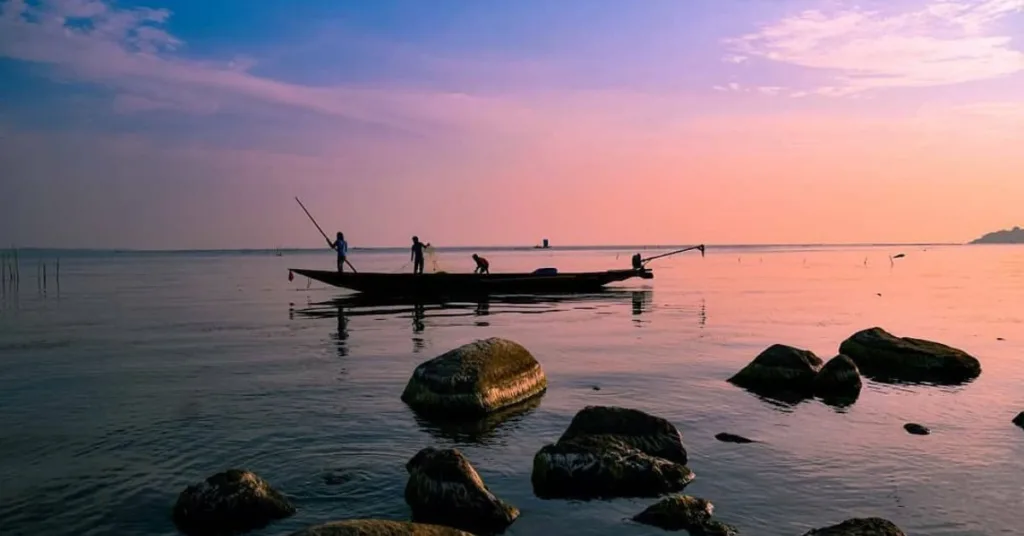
[[290, 289, 654, 443]]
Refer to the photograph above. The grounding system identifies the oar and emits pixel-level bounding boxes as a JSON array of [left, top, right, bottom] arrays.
[[295, 196, 357, 272], [641, 244, 705, 265]]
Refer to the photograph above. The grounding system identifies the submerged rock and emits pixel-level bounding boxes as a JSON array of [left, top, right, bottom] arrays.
[[727, 344, 823, 397], [905, 424, 929, 436], [715, 433, 755, 444], [172, 469, 295, 536], [632, 495, 713, 530], [838, 327, 981, 384], [288, 519, 474, 536], [405, 447, 518, 533], [531, 406, 693, 499], [812, 355, 862, 402], [532, 434, 694, 499], [1014, 412, 1024, 428], [558, 405, 688, 464], [401, 337, 547, 417], [801, 517, 905, 535]]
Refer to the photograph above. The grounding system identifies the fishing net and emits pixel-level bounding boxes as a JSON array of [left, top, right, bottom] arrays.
[[425, 245, 445, 273]]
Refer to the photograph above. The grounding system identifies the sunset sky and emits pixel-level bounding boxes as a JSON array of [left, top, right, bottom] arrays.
[[1, 0, 1021, 249]]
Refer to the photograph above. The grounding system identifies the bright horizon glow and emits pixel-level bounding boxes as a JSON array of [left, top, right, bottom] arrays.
[[1, 0, 1022, 249]]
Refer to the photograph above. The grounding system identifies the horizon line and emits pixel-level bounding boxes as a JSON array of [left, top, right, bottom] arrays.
[[1, 241, 973, 253]]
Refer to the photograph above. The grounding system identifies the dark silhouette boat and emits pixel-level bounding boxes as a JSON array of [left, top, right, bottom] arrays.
[[288, 267, 654, 296]]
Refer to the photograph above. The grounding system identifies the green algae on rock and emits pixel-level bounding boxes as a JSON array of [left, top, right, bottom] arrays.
[[532, 406, 694, 499], [801, 517, 905, 535], [838, 327, 981, 385], [172, 469, 295, 536], [404, 447, 518, 534], [727, 344, 824, 397], [401, 337, 547, 417], [287, 519, 475, 536]]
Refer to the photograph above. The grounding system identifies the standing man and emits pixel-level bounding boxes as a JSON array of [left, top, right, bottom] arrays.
[[472, 253, 490, 274], [328, 232, 349, 272], [411, 236, 430, 274]]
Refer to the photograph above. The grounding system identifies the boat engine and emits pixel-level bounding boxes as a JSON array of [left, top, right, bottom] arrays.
[[631, 253, 643, 270]]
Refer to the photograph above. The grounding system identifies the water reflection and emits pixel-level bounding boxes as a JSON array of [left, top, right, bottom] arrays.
[[410, 396, 544, 446]]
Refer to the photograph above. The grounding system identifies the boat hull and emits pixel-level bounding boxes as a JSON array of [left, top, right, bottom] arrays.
[[288, 268, 653, 296]]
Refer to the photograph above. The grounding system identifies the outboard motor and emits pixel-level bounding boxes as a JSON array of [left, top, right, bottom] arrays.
[[631, 253, 643, 270]]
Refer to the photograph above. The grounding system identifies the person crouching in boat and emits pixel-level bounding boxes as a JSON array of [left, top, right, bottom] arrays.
[[472, 254, 490, 274], [328, 232, 348, 272]]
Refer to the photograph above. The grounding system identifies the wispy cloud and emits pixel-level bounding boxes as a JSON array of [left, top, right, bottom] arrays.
[[725, 0, 1024, 95]]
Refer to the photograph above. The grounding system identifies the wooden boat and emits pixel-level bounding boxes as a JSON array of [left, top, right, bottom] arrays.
[[288, 267, 653, 296]]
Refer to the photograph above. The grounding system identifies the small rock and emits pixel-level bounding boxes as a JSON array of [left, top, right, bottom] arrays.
[[996, 337, 1004, 341], [405, 447, 518, 533], [699, 520, 740, 535], [1013, 412, 1023, 428], [287, 519, 474, 535], [904, 423, 930, 435], [812, 355, 862, 402], [715, 433, 755, 444], [172, 469, 295, 536], [801, 517, 906, 535], [727, 344, 824, 397], [838, 327, 981, 384], [401, 337, 547, 417], [592, 385, 601, 391], [633, 495, 713, 530]]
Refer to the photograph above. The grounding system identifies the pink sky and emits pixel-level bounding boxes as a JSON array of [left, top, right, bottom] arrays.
[[1, 0, 1022, 248]]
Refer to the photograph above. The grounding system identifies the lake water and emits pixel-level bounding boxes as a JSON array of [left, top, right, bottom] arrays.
[[1, 244, 1022, 536]]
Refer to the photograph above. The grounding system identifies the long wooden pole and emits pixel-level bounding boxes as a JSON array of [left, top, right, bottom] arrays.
[[295, 197, 357, 272], [641, 244, 705, 265]]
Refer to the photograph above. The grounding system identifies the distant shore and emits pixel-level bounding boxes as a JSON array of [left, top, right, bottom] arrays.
[[970, 226, 1024, 245]]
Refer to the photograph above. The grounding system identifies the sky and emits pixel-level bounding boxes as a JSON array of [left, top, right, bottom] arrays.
[[0, 0, 1022, 249]]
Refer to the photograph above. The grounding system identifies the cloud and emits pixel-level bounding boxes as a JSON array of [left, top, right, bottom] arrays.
[[725, 0, 1024, 94], [0, 0, 564, 136]]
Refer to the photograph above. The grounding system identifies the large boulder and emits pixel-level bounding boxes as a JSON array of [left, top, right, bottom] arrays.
[[172, 469, 295, 536], [288, 519, 474, 536], [838, 327, 981, 384], [727, 344, 824, 397], [558, 405, 688, 464], [812, 355, 862, 403], [531, 406, 694, 499], [401, 338, 547, 417], [1014, 411, 1024, 428], [405, 447, 518, 534], [801, 517, 905, 535]]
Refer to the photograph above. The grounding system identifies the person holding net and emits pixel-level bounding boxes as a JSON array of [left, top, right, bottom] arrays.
[[411, 236, 431, 274]]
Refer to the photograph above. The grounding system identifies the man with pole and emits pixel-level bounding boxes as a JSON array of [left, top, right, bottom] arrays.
[[295, 196, 357, 273]]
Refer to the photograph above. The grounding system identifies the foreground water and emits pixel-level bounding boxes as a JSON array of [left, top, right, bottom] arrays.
[[0, 244, 1021, 536]]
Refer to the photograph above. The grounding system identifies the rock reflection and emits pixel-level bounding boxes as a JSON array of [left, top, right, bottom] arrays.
[[409, 395, 544, 445]]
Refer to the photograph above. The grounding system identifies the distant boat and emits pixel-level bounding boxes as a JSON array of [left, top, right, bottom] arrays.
[[534, 238, 551, 249], [287, 267, 653, 296]]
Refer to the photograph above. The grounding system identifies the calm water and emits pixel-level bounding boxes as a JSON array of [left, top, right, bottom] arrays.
[[1, 245, 1022, 536]]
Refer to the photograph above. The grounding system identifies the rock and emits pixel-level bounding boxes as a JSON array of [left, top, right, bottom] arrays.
[[715, 433, 755, 444], [1012, 412, 1023, 428], [632, 495, 712, 530], [172, 469, 295, 536], [699, 520, 740, 535], [401, 337, 547, 417], [727, 344, 824, 397], [801, 517, 905, 535], [404, 447, 518, 533], [558, 405, 688, 464], [904, 423, 930, 435], [532, 434, 694, 499], [838, 327, 981, 384], [812, 355, 863, 401], [288, 519, 474, 536]]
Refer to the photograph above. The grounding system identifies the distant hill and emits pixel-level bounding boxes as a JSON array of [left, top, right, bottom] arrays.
[[970, 226, 1024, 244]]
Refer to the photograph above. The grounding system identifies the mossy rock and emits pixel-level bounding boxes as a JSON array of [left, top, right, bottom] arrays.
[[727, 344, 823, 397], [401, 337, 547, 417], [172, 469, 295, 536], [288, 519, 474, 536], [558, 405, 688, 464], [405, 447, 518, 533], [801, 517, 905, 535], [812, 354, 862, 403]]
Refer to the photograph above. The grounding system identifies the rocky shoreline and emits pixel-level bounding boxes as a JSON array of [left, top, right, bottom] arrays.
[[170, 330, 1001, 535]]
